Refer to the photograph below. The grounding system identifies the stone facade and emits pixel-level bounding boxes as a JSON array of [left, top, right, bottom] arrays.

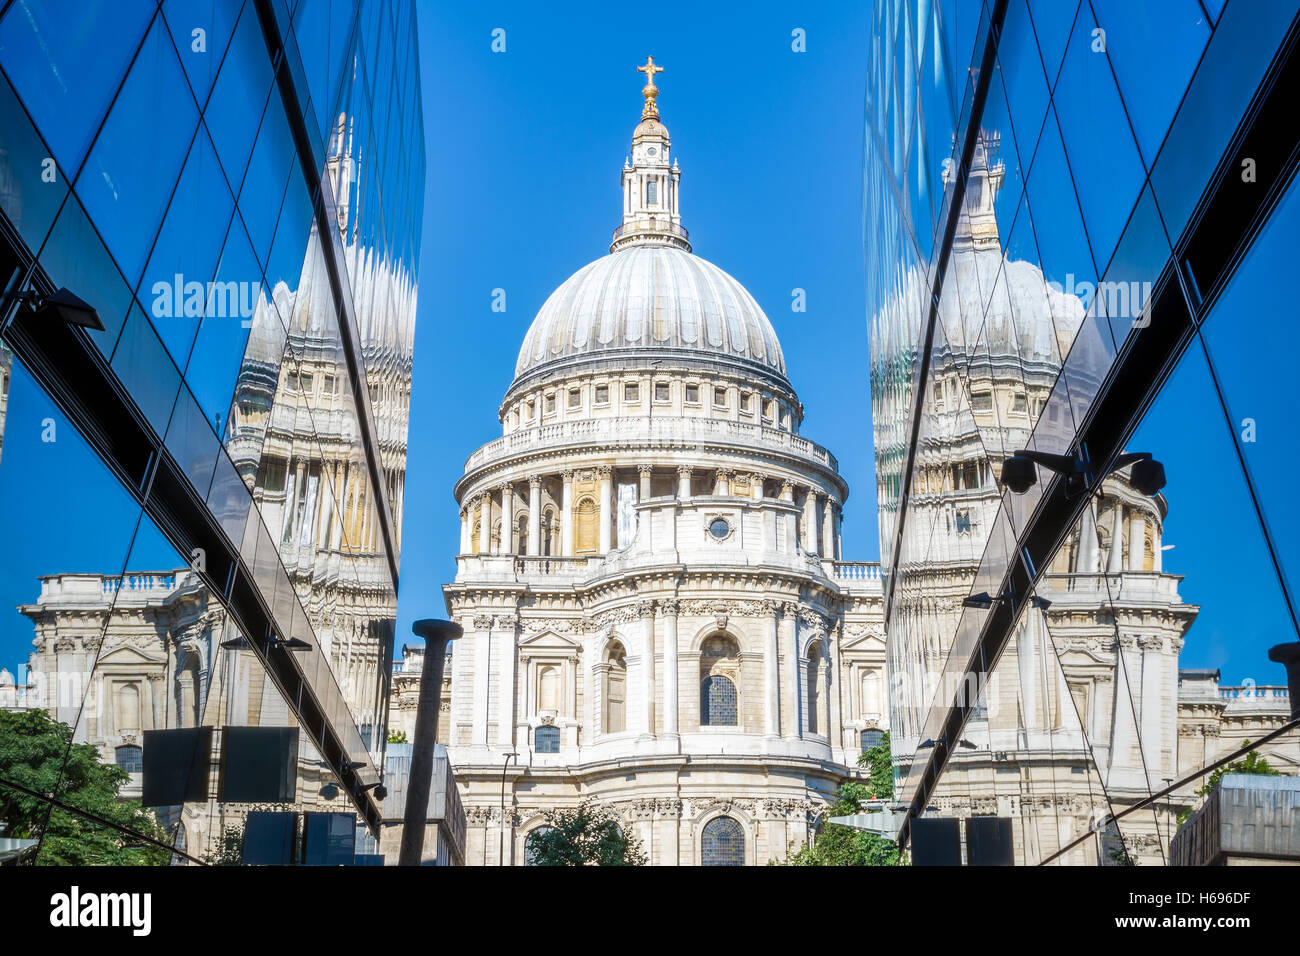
[[431, 65, 888, 866]]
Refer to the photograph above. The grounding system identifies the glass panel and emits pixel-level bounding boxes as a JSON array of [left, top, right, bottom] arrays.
[[0, 0, 156, 175], [203, 3, 275, 192], [1199, 177, 1300, 612], [1149, 0, 1300, 242], [36, 195, 132, 353], [1050, 3, 1147, 272], [139, 125, 235, 366], [185, 218, 264, 434], [162, 0, 243, 107], [0, 71, 69, 252], [78, 17, 198, 288], [1090, 0, 1210, 167]]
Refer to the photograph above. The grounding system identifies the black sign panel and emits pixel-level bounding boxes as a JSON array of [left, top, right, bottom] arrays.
[[967, 815, 1015, 866], [141, 727, 213, 807], [911, 816, 962, 866], [219, 726, 299, 803]]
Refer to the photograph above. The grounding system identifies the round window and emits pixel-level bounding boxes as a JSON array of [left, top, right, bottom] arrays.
[[648, 147, 658, 156], [708, 518, 730, 539]]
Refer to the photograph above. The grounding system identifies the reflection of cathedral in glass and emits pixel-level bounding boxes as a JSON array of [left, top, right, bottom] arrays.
[[873, 127, 1296, 864], [0, 0, 424, 861]]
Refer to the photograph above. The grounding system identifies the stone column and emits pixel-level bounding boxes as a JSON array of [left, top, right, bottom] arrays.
[[661, 601, 679, 739], [821, 497, 835, 558], [676, 465, 692, 500], [498, 482, 514, 555], [1076, 499, 1099, 576], [597, 466, 613, 553], [560, 469, 574, 555], [827, 622, 844, 753], [478, 493, 492, 555], [1107, 503, 1125, 573], [527, 476, 542, 557], [1127, 511, 1145, 571], [640, 601, 656, 737], [459, 507, 470, 554], [497, 614, 517, 749], [1139, 635, 1165, 785], [764, 600, 781, 738], [715, 469, 732, 496], [782, 603, 802, 739], [472, 614, 492, 748], [801, 489, 817, 554], [751, 473, 764, 500], [638, 464, 653, 500]]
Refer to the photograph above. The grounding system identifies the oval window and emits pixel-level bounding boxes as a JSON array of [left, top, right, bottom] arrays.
[[709, 518, 730, 539]]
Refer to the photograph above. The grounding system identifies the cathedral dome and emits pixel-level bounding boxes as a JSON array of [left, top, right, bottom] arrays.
[[513, 244, 788, 384]]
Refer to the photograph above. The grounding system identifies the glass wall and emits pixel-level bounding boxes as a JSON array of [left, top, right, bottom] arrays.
[[0, 0, 423, 863], [868, 0, 1300, 862]]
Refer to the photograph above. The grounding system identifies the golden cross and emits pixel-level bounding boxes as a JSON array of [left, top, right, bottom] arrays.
[[637, 56, 663, 89]]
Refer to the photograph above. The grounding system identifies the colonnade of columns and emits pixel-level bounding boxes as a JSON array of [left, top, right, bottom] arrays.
[[473, 600, 837, 749], [457, 465, 843, 559]]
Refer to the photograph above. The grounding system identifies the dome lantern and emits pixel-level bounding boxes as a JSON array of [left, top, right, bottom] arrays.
[[613, 57, 690, 253]]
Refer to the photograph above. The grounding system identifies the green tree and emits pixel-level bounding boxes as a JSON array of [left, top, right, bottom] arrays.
[[859, 731, 895, 799], [777, 732, 901, 866], [526, 801, 647, 866], [0, 709, 169, 865], [387, 729, 408, 744]]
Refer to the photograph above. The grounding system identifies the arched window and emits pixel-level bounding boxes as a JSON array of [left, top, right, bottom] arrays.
[[535, 725, 561, 753], [701, 816, 744, 866], [861, 728, 885, 753], [574, 495, 598, 554], [604, 640, 627, 733], [806, 641, 823, 735], [701, 675, 738, 726], [525, 826, 554, 865], [115, 745, 143, 773], [699, 636, 740, 727], [471, 517, 482, 555]]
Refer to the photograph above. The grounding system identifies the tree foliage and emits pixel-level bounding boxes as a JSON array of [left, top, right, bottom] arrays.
[[777, 732, 901, 866], [0, 709, 169, 865], [387, 729, 408, 744], [526, 801, 647, 866]]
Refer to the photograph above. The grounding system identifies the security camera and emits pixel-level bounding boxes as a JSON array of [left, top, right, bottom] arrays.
[[373, 785, 388, 800], [1129, 457, 1166, 496], [1000, 455, 1037, 494]]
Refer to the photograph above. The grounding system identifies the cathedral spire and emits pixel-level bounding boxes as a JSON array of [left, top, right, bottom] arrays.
[[612, 57, 691, 253]]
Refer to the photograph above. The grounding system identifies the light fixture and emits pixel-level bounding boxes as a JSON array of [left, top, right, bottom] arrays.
[[962, 592, 998, 609], [10, 286, 105, 331], [1029, 595, 1052, 611], [220, 635, 253, 651], [999, 448, 1165, 497]]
